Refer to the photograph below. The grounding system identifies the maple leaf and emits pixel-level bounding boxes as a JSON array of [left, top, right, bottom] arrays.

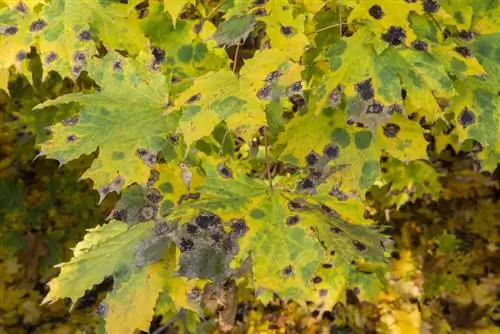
[[275, 109, 429, 197], [447, 78, 499, 171], [175, 48, 301, 146], [0, 0, 147, 89], [165, 157, 390, 303], [212, 14, 256, 46], [163, 0, 194, 26], [42, 220, 154, 306], [34, 52, 174, 195]]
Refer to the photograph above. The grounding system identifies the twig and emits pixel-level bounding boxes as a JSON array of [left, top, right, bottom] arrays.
[[206, 1, 226, 20], [151, 309, 185, 334], [218, 128, 231, 156], [338, 0, 343, 35], [263, 126, 273, 191]]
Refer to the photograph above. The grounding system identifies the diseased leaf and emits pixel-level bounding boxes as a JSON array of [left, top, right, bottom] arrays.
[[35, 52, 175, 195]]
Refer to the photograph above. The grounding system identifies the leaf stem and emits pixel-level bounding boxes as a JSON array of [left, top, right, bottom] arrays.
[[151, 309, 185, 334], [307, 22, 346, 36], [233, 42, 241, 73], [263, 126, 273, 191]]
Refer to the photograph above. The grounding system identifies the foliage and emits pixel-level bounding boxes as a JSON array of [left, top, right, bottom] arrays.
[[0, 0, 499, 332]]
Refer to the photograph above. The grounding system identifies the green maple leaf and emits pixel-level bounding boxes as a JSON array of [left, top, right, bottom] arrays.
[[212, 14, 256, 46], [42, 220, 154, 306], [34, 52, 175, 195], [166, 157, 389, 302]]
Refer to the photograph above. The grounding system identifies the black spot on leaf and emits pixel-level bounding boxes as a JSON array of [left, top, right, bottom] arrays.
[[186, 224, 198, 234], [382, 26, 406, 46], [366, 102, 384, 114], [62, 115, 79, 126], [355, 79, 374, 101], [286, 215, 300, 226], [2, 25, 18, 36], [368, 5, 384, 19], [29, 19, 47, 32], [282, 264, 293, 276], [383, 123, 400, 138], [312, 276, 323, 284], [458, 107, 475, 128], [231, 219, 248, 237], [211, 232, 222, 243], [411, 39, 428, 51], [135, 148, 148, 157], [73, 52, 86, 62], [112, 209, 127, 221], [386, 104, 403, 115], [168, 133, 179, 144], [330, 226, 343, 234], [195, 212, 221, 229], [423, 0, 440, 13], [322, 263, 333, 269], [352, 240, 367, 252], [15, 2, 29, 13], [16, 51, 26, 61], [323, 143, 339, 160], [401, 89, 407, 100], [72, 65, 83, 77], [152, 47, 165, 62], [346, 289, 360, 305], [306, 152, 319, 166], [300, 178, 314, 189], [146, 188, 162, 203], [458, 30, 474, 41], [222, 238, 235, 254], [288, 200, 306, 211], [78, 30, 92, 41], [66, 134, 77, 142], [329, 185, 348, 201], [193, 21, 203, 34], [45, 51, 58, 65], [265, 70, 282, 83], [186, 93, 201, 104], [113, 60, 122, 71], [328, 86, 343, 107], [454, 46, 472, 58], [319, 289, 328, 297], [289, 81, 302, 93], [179, 238, 194, 252], [280, 25, 294, 36], [256, 85, 272, 100], [217, 163, 233, 178]]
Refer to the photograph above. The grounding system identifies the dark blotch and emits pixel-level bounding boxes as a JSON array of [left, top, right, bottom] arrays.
[[217, 163, 233, 178], [368, 5, 384, 19], [306, 152, 319, 166], [286, 215, 300, 226], [231, 219, 248, 237], [186, 224, 198, 234], [352, 240, 367, 252], [323, 143, 339, 160], [355, 79, 374, 101], [265, 70, 282, 83], [66, 134, 77, 142], [152, 47, 165, 62], [195, 212, 221, 229], [454, 46, 472, 58], [45, 51, 58, 65], [312, 276, 323, 284], [411, 39, 428, 51], [29, 19, 48, 32], [2, 25, 18, 36], [383, 123, 400, 138], [186, 93, 201, 104], [280, 25, 293, 36], [381, 26, 406, 46], [423, 0, 440, 13], [179, 238, 194, 252], [78, 30, 92, 41], [458, 107, 475, 128], [283, 265, 293, 276], [366, 102, 384, 114]]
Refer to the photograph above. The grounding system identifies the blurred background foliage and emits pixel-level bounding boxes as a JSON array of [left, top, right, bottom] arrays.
[[0, 49, 499, 334]]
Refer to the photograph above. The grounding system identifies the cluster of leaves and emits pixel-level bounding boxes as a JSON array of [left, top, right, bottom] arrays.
[[1, 0, 499, 332], [0, 74, 114, 333]]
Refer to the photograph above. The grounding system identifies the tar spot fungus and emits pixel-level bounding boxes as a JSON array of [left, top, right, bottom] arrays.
[[78, 30, 92, 41], [411, 39, 428, 51], [217, 163, 233, 178], [458, 107, 475, 128], [29, 18, 48, 32], [355, 79, 374, 101], [66, 134, 77, 142], [280, 25, 293, 36], [382, 26, 406, 46], [423, 0, 440, 13], [366, 102, 384, 114], [331, 226, 343, 234], [368, 5, 384, 19], [352, 240, 367, 252], [383, 123, 401, 138], [323, 143, 340, 160], [454, 46, 472, 58], [286, 215, 300, 226], [45, 51, 58, 65], [186, 93, 201, 104]]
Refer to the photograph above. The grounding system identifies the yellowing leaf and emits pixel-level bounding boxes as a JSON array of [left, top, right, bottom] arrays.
[[163, 0, 193, 26], [105, 263, 166, 334], [43, 220, 154, 306]]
